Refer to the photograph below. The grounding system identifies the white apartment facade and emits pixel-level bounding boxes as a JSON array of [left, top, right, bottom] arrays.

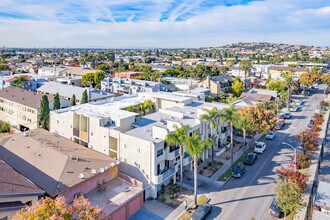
[[49, 92, 230, 199]]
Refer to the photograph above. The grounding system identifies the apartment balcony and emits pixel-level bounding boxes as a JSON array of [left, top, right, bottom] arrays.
[[167, 149, 179, 161], [183, 156, 193, 166], [80, 130, 88, 142], [152, 167, 175, 185], [73, 128, 79, 137]]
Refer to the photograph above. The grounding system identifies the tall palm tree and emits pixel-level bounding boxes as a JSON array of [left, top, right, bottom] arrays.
[[199, 108, 220, 164], [284, 76, 295, 110], [165, 125, 189, 194], [239, 60, 252, 86], [220, 105, 236, 172], [185, 131, 213, 206], [233, 111, 252, 152]]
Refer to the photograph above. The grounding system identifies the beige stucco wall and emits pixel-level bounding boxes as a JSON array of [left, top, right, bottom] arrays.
[[0, 99, 39, 130]]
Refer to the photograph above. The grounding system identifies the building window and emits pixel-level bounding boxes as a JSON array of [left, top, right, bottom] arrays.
[[157, 149, 163, 157], [123, 144, 127, 149], [91, 132, 93, 136], [137, 148, 140, 153]]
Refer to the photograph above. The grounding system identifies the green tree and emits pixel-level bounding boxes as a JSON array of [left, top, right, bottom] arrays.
[[267, 80, 286, 93], [139, 100, 154, 116], [199, 108, 220, 164], [0, 122, 10, 133], [81, 90, 88, 104], [71, 94, 76, 106], [220, 105, 236, 171], [165, 125, 190, 194], [231, 78, 244, 97], [185, 131, 213, 206], [275, 180, 303, 217], [233, 110, 252, 150], [320, 101, 330, 110], [53, 93, 61, 110], [38, 95, 50, 129], [93, 71, 105, 88], [82, 72, 95, 87], [14, 76, 28, 88], [284, 76, 295, 110], [239, 60, 252, 83]]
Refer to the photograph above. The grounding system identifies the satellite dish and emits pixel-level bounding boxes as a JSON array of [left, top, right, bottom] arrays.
[[110, 162, 115, 167], [91, 169, 96, 175], [99, 168, 105, 173], [78, 173, 85, 179]]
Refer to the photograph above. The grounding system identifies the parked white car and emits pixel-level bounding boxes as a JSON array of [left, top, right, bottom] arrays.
[[254, 142, 266, 153], [266, 132, 276, 140], [295, 99, 303, 106]]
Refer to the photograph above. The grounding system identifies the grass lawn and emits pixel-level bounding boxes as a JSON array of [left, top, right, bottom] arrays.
[[217, 134, 265, 182], [178, 194, 208, 220]]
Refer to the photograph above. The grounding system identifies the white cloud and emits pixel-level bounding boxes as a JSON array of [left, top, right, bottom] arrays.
[[0, 0, 329, 47]]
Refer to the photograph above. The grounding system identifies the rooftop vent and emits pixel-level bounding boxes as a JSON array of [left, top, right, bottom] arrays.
[[78, 173, 85, 179], [99, 168, 105, 173], [91, 169, 97, 175]]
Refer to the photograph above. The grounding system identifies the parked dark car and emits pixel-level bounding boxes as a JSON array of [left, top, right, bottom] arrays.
[[244, 153, 257, 165], [191, 204, 212, 220], [232, 163, 246, 178], [307, 119, 314, 128], [269, 198, 288, 218]]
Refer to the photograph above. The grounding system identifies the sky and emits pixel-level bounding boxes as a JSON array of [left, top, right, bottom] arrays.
[[0, 0, 329, 48]]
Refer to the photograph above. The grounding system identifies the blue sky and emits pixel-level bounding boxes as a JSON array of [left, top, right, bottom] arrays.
[[0, 0, 329, 48]]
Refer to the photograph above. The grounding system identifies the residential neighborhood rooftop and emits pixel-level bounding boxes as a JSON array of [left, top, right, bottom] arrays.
[[0, 159, 44, 196], [0, 129, 118, 197], [0, 86, 53, 109]]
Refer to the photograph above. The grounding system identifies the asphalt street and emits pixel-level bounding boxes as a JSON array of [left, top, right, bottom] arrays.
[[206, 85, 327, 220]]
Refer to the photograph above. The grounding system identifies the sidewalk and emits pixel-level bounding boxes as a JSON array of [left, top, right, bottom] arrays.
[[165, 196, 193, 220]]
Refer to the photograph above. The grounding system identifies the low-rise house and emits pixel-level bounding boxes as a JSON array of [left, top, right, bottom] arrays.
[[38, 66, 67, 76], [0, 160, 44, 220], [37, 81, 114, 104], [0, 86, 53, 131], [163, 77, 199, 91], [269, 66, 309, 75], [62, 67, 99, 77], [0, 129, 144, 220], [198, 75, 234, 96], [114, 72, 141, 79]]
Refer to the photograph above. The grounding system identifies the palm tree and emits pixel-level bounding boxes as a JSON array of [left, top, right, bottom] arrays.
[[139, 100, 155, 116], [14, 76, 28, 88], [185, 131, 213, 206], [143, 100, 154, 114], [199, 108, 220, 164], [165, 125, 189, 194], [233, 112, 252, 152], [239, 60, 252, 86], [220, 105, 236, 172], [284, 76, 295, 110]]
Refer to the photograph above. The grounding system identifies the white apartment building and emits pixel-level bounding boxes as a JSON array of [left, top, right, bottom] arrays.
[[38, 66, 67, 76], [49, 92, 230, 199]]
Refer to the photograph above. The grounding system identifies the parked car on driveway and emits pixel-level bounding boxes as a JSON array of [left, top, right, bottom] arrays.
[[307, 119, 314, 128], [244, 153, 257, 165], [269, 198, 287, 218], [283, 112, 291, 119], [191, 204, 212, 220], [295, 99, 303, 106], [254, 142, 266, 153], [232, 163, 246, 178], [266, 132, 276, 140]]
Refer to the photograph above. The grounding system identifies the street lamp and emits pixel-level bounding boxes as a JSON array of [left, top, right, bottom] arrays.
[[282, 142, 297, 173]]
